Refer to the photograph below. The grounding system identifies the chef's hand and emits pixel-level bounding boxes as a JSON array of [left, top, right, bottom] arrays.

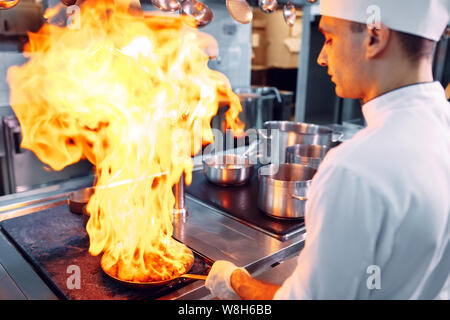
[[205, 260, 249, 300]]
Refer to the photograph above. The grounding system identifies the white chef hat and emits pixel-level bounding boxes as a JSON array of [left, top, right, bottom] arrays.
[[320, 0, 450, 41]]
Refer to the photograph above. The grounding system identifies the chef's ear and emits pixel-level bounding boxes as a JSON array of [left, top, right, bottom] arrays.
[[365, 23, 390, 59]]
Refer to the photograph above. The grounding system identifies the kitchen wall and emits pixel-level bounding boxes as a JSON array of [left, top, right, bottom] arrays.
[[202, 1, 252, 89], [0, 0, 41, 107], [0, 52, 27, 107]]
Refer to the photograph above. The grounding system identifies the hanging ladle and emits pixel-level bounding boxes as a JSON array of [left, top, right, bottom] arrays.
[[226, 0, 253, 24], [151, 0, 180, 12], [179, 0, 214, 28], [60, 0, 76, 5], [258, 0, 278, 14], [283, 1, 296, 27], [0, 0, 20, 9]]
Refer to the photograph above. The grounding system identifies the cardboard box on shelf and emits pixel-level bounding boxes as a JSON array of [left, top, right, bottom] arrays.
[[252, 9, 302, 69], [252, 26, 267, 67]]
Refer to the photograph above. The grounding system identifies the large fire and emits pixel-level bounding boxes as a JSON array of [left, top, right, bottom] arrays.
[[7, 0, 243, 282]]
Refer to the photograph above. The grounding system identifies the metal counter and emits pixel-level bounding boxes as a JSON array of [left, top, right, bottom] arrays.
[[0, 175, 305, 300]]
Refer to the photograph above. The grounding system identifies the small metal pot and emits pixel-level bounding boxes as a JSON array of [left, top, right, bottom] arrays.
[[286, 144, 330, 169], [68, 187, 94, 215], [257, 163, 316, 219], [203, 154, 254, 186]]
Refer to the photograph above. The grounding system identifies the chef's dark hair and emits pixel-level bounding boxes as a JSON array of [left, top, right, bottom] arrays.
[[349, 21, 436, 62]]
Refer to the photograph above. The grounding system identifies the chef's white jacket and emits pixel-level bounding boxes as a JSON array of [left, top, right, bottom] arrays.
[[274, 82, 450, 300]]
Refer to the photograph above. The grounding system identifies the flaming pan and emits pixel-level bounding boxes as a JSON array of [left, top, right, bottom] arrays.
[[101, 248, 207, 289]]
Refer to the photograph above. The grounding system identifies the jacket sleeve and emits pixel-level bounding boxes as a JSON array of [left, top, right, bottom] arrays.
[[274, 165, 387, 300]]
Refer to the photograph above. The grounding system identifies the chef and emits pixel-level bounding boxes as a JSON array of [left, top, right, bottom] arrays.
[[205, 0, 450, 300]]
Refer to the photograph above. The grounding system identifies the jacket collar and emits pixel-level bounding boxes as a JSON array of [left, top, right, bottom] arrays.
[[362, 82, 446, 127]]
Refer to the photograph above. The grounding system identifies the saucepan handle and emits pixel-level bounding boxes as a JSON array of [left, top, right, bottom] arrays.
[[266, 87, 282, 105], [181, 274, 207, 281], [291, 194, 308, 202], [242, 140, 259, 157], [256, 128, 271, 140], [332, 131, 345, 142], [242, 141, 264, 160]]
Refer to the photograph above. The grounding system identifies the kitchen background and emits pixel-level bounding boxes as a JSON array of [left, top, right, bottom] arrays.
[[0, 0, 449, 196]]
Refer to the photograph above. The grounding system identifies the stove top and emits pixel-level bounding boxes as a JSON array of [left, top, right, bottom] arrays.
[[0, 205, 211, 300], [185, 169, 305, 240]]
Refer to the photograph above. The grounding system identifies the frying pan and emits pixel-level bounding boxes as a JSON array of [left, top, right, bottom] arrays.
[[101, 247, 207, 289]]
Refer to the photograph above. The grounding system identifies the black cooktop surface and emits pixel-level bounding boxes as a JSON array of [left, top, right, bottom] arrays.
[[0, 205, 210, 300], [185, 169, 305, 240]]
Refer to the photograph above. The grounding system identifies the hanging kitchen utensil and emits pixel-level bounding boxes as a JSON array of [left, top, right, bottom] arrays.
[[226, 0, 253, 24], [283, 1, 296, 27], [179, 0, 214, 28], [0, 0, 20, 10], [258, 0, 278, 14], [151, 0, 180, 12], [60, 0, 77, 6]]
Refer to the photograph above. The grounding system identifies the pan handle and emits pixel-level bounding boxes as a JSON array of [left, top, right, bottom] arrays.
[[256, 128, 271, 140], [180, 274, 207, 281], [242, 140, 259, 157], [332, 131, 345, 142], [291, 194, 308, 202], [242, 140, 264, 160]]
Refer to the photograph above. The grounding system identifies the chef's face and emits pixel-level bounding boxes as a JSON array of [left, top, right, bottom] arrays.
[[317, 16, 366, 99]]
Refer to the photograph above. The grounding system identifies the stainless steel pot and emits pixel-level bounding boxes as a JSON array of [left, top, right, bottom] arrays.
[[257, 163, 316, 219], [203, 154, 254, 186], [68, 187, 94, 215], [260, 121, 342, 164], [285, 144, 330, 169], [211, 86, 284, 132]]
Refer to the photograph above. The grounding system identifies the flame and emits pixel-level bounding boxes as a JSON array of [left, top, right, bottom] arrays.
[[7, 0, 243, 282]]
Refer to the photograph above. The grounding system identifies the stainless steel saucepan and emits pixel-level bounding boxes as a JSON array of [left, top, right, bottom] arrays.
[[259, 121, 343, 164], [203, 154, 255, 186], [257, 163, 316, 219]]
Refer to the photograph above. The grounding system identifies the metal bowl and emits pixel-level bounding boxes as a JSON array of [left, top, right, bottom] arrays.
[[67, 187, 94, 215], [285, 144, 330, 169], [203, 154, 254, 186]]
